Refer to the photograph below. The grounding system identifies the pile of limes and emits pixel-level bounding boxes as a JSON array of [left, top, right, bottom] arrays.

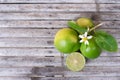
[[54, 17, 118, 72]]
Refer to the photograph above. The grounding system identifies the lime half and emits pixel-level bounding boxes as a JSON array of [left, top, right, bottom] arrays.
[[66, 52, 86, 72]]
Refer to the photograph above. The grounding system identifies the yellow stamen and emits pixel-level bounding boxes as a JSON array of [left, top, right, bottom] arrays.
[[82, 37, 87, 42]]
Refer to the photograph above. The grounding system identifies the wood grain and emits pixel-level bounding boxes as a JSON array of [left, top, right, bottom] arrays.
[[31, 77, 120, 80], [0, 21, 120, 28], [0, 0, 119, 79], [0, 4, 96, 12], [0, 56, 61, 67], [0, 47, 119, 57], [0, 56, 119, 67], [0, 48, 61, 57], [0, 28, 119, 38], [0, 0, 95, 3], [0, 77, 30, 80], [0, 66, 120, 77], [0, 38, 119, 48], [0, 12, 120, 21], [0, 4, 119, 12], [0, 0, 120, 3]]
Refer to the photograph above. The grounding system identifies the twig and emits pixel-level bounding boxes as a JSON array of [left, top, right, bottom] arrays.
[[89, 23, 104, 32]]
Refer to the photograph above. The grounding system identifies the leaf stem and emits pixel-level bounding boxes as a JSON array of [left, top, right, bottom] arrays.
[[89, 23, 104, 32]]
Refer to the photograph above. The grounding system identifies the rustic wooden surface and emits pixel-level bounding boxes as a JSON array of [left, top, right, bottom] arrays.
[[0, 0, 120, 80]]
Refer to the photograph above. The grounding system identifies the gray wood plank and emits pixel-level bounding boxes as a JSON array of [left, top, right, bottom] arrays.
[[0, 38, 119, 48], [0, 12, 120, 21], [0, 66, 120, 77], [0, 0, 95, 3], [97, 0, 120, 3], [0, 76, 120, 80], [0, 48, 120, 57], [0, 77, 30, 80], [0, 21, 64, 28], [0, 0, 120, 3], [0, 4, 120, 12], [0, 48, 61, 57], [31, 77, 120, 80], [0, 21, 120, 28], [0, 28, 119, 38], [0, 48, 119, 57], [71, 56, 120, 67], [0, 4, 96, 12], [0, 56, 61, 67], [0, 29, 56, 38], [0, 12, 93, 20], [100, 4, 120, 12], [0, 56, 119, 67], [31, 66, 120, 77], [0, 67, 31, 77], [0, 38, 54, 47]]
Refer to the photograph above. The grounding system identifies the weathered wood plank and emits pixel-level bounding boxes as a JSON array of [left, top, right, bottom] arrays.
[[0, 12, 92, 20], [97, 0, 120, 3], [79, 56, 120, 66], [0, 0, 95, 3], [0, 38, 119, 48], [100, 4, 120, 12], [0, 28, 119, 38], [0, 56, 61, 67], [0, 4, 120, 12], [0, 4, 96, 12], [0, 77, 30, 80], [0, 21, 64, 28], [31, 77, 120, 80], [0, 48, 61, 57], [0, 47, 119, 57], [0, 12, 120, 21], [0, 0, 120, 3], [0, 76, 120, 80], [0, 67, 31, 77], [0, 38, 54, 47], [0, 29, 56, 38], [0, 56, 119, 67], [0, 66, 120, 77], [62, 56, 120, 67], [0, 21, 120, 28], [31, 66, 120, 77]]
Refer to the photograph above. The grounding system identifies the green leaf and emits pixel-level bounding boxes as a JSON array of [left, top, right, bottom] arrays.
[[94, 30, 118, 52], [67, 21, 87, 34]]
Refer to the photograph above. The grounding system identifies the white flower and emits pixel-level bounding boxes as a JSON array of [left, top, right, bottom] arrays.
[[79, 32, 92, 45]]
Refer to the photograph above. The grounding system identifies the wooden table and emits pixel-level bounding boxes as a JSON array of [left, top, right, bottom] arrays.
[[0, 0, 119, 80]]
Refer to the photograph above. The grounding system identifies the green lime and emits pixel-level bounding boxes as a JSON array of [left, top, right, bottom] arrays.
[[80, 39, 101, 59], [76, 17, 94, 27], [54, 28, 80, 53], [66, 52, 86, 71]]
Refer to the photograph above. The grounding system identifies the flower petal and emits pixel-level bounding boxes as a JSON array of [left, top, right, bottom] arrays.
[[85, 41, 89, 45], [79, 35, 84, 38], [80, 40, 83, 43], [87, 36, 93, 39], [84, 32, 88, 37]]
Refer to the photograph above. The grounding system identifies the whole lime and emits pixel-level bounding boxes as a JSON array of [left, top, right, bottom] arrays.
[[76, 17, 94, 27], [80, 39, 101, 59], [54, 28, 80, 53]]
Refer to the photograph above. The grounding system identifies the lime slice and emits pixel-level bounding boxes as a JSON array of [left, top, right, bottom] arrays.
[[66, 52, 86, 72]]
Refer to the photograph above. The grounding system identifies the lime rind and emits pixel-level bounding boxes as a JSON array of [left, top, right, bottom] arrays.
[[66, 52, 86, 72]]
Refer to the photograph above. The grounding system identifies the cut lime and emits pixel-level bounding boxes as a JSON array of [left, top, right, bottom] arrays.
[[66, 52, 86, 71]]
